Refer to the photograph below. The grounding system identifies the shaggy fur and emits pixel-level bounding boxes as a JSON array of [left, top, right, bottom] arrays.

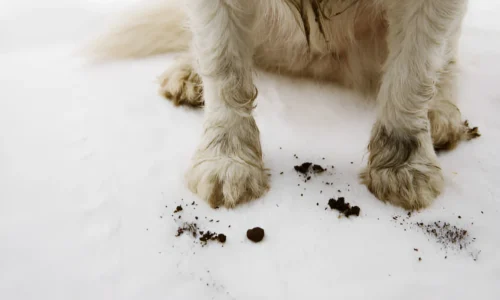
[[88, 0, 480, 210]]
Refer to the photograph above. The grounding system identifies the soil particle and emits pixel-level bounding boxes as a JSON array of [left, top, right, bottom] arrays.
[[328, 197, 361, 217], [217, 234, 227, 243], [247, 227, 265, 243], [294, 162, 312, 174], [344, 206, 360, 217], [174, 205, 183, 213], [199, 231, 226, 244], [176, 222, 198, 238], [416, 221, 471, 250], [312, 164, 325, 173]]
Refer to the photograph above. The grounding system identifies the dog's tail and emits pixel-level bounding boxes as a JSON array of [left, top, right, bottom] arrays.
[[83, 1, 190, 61]]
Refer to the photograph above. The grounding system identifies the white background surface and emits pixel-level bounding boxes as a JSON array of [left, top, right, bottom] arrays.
[[1, 1, 499, 299]]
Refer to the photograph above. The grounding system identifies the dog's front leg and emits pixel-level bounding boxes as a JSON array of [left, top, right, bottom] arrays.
[[185, 0, 268, 208], [361, 0, 468, 210]]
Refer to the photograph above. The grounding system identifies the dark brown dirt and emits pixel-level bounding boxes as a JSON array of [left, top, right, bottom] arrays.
[[294, 162, 328, 179], [217, 234, 227, 243], [176, 222, 198, 237], [312, 164, 325, 173], [344, 206, 360, 217], [247, 227, 265, 243], [416, 221, 470, 249], [328, 197, 349, 211], [199, 231, 227, 245], [328, 197, 361, 218], [174, 205, 183, 213], [294, 162, 312, 174], [416, 221, 477, 253]]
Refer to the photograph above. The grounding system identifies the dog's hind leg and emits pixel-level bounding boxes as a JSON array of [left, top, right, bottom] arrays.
[[428, 34, 480, 151], [158, 54, 204, 108], [184, 0, 269, 208]]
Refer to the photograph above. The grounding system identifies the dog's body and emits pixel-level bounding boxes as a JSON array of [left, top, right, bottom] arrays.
[[90, 0, 479, 210]]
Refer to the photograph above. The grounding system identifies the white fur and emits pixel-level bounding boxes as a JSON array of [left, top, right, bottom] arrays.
[[83, 1, 190, 61], [88, 0, 475, 209]]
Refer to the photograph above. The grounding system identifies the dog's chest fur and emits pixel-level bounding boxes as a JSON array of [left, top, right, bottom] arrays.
[[254, 0, 388, 91]]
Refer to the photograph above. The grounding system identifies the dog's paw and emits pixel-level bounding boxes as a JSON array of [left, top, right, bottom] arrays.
[[428, 100, 480, 151], [186, 156, 269, 208], [360, 124, 444, 210], [360, 160, 444, 210], [158, 57, 204, 108], [186, 115, 268, 208]]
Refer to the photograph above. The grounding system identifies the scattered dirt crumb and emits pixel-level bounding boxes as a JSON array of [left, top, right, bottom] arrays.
[[415, 221, 472, 251], [174, 205, 183, 213], [247, 227, 265, 243], [176, 222, 198, 238]]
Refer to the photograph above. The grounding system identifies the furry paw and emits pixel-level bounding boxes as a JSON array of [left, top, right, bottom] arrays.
[[428, 100, 480, 151], [158, 56, 204, 107], [186, 157, 269, 208], [360, 125, 444, 210], [360, 160, 444, 210], [186, 115, 268, 208]]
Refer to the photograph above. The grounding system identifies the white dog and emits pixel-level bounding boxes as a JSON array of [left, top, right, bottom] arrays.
[[88, 0, 479, 210]]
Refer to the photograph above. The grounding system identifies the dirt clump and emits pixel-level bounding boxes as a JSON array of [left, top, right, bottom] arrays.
[[199, 231, 227, 245], [294, 162, 312, 174], [247, 227, 265, 242], [312, 164, 325, 173], [328, 197, 361, 217]]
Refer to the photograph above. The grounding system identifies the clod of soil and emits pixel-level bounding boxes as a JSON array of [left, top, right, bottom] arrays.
[[312, 164, 325, 173], [199, 231, 227, 245], [247, 227, 265, 242], [344, 206, 360, 217], [174, 205, 183, 213], [328, 197, 361, 218], [294, 162, 312, 174], [217, 234, 227, 243], [328, 197, 349, 211]]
